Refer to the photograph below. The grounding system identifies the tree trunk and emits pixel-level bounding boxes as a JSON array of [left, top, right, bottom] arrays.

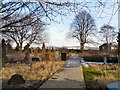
[[19, 43, 22, 53], [80, 43, 84, 53]]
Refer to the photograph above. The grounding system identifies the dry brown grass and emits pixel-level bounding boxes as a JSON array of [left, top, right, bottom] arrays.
[[93, 76, 117, 86], [80, 50, 117, 57], [2, 61, 65, 81], [84, 64, 119, 89], [6, 52, 25, 62], [89, 64, 118, 72], [86, 75, 117, 88], [31, 51, 60, 61]]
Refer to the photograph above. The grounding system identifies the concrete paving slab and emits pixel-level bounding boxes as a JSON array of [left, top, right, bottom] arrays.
[[39, 66, 85, 88]]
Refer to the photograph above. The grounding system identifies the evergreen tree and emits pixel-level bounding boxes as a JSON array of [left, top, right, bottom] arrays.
[[33, 47, 40, 56], [51, 47, 54, 52], [23, 44, 30, 62], [42, 42, 46, 57], [2, 39, 7, 64], [23, 44, 30, 54], [42, 42, 45, 50], [36, 47, 41, 53], [6, 43, 13, 54]]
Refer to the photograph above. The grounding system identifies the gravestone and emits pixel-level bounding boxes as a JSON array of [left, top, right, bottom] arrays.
[[8, 74, 25, 85], [61, 53, 66, 61], [32, 57, 40, 62], [104, 56, 107, 64]]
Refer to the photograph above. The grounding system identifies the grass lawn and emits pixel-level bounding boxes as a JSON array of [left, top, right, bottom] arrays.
[[83, 66, 104, 81]]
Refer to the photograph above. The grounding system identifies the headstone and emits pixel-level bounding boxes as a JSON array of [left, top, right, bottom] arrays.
[[104, 56, 107, 64], [61, 53, 66, 61], [8, 74, 25, 85], [32, 57, 40, 62]]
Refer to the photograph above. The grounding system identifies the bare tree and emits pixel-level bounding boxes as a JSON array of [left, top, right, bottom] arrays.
[[99, 24, 117, 44], [99, 24, 117, 65], [68, 10, 97, 52], [0, 2, 71, 30], [0, 1, 118, 31], [0, 1, 118, 51], [2, 14, 46, 52]]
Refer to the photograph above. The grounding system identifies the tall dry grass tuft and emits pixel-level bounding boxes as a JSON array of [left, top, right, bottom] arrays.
[[93, 76, 117, 87]]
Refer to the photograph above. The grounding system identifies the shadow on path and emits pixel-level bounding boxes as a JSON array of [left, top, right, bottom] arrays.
[[40, 78, 85, 89]]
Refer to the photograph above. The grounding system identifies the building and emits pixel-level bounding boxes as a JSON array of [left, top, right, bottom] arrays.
[[99, 43, 117, 51]]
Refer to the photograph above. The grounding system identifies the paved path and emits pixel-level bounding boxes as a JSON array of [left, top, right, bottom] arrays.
[[39, 56, 85, 89]]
